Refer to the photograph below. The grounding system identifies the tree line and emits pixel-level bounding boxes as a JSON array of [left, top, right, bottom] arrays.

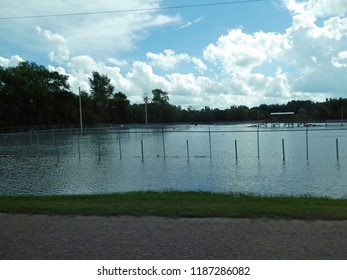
[[1, 61, 347, 128]]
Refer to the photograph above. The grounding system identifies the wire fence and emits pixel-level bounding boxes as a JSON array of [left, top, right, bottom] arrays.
[[1, 122, 347, 163]]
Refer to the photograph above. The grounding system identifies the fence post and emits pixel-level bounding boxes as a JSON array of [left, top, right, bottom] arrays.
[[186, 140, 190, 162], [235, 139, 238, 161], [98, 127, 101, 162], [257, 127, 260, 160], [209, 128, 212, 159], [77, 132, 81, 160], [282, 138, 285, 162], [162, 128, 166, 160], [141, 139, 144, 162], [118, 131, 122, 160], [336, 138, 339, 161], [306, 127, 309, 160]]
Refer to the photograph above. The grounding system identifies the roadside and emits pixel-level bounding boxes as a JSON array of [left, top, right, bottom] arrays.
[[1, 213, 346, 260]]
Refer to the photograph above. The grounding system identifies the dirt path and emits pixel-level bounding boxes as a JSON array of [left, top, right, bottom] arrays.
[[0, 213, 346, 259]]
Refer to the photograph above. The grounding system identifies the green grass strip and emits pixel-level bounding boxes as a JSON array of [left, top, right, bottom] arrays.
[[0, 192, 346, 220]]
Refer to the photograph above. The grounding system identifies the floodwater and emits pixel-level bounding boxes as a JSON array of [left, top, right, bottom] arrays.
[[0, 124, 346, 198]]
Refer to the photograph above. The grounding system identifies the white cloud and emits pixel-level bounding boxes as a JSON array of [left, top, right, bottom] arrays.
[[176, 16, 204, 29], [126, 61, 169, 96], [332, 50, 347, 68], [204, 28, 290, 74], [147, 50, 208, 74], [36, 26, 70, 63], [60, 2, 180, 57], [146, 49, 190, 70], [282, 11, 347, 95], [3, 0, 347, 109], [0, 55, 24, 67], [1, 1, 180, 59], [106, 58, 128, 67], [166, 73, 215, 106], [284, 0, 347, 17], [192, 57, 207, 73]]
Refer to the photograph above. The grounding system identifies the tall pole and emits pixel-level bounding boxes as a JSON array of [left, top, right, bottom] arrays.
[[79, 87, 83, 133], [144, 94, 148, 125]]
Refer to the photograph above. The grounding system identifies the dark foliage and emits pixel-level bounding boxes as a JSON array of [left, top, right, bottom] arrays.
[[1, 61, 347, 128]]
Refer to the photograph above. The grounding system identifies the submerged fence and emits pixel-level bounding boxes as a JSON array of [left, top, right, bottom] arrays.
[[0, 123, 346, 163]]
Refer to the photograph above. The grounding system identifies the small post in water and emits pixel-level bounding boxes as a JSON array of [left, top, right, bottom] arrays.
[[77, 132, 81, 160], [282, 138, 285, 162], [336, 138, 339, 161], [306, 127, 309, 160], [234, 139, 238, 161], [209, 128, 212, 159], [257, 127, 260, 160], [118, 131, 122, 160], [141, 139, 144, 162], [162, 128, 166, 160], [186, 140, 190, 162]]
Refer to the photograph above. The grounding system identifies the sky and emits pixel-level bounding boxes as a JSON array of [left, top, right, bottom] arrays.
[[1, 0, 347, 109]]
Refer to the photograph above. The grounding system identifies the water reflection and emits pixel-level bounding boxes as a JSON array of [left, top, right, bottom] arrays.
[[0, 124, 346, 198]]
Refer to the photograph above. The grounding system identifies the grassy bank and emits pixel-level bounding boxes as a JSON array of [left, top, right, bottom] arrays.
[[0, 192, 346, 220]]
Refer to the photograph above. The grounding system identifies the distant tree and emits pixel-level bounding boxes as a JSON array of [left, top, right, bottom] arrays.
[[89, 71, 114, 101], [0, 61, 74, 126], [108, 92, 130, 123], [89, 71, 114, 122], [149, 89, 173, 123], [130, 103, 146, 123], [152, 89, 169, 105]]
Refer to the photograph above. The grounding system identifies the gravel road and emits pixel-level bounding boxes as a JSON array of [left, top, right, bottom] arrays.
[[0, 213, 346, 260]]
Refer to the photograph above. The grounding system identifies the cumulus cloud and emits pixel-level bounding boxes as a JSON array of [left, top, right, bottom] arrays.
[[126, 61, 169, 96], [0, 55, 24, 67], [36, 26, 70, 63], [192, 57, 207, 73], [106, 58, 128, 67], [147, 49, 190, 71], [282, 10, 347, 95], [2, 0, 180, 59], [204, 29, 290, 74], [3, 0, 347, 108], [146, 49, 207, 74], [284, 0, 347, 17]]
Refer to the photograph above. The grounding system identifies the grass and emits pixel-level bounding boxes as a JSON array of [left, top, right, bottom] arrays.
[[0, 192, 346, 220]]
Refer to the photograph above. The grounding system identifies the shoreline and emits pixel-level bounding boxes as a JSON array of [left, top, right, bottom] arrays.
[[0, 192, 346, 220]]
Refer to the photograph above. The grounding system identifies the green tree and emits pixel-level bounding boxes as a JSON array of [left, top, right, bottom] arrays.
[[152, 89, 169, 105], [149, 89, 172, 123], [0, 61, 73, 127], [108, 92, 130, 123], [89, 71, 114, 122]]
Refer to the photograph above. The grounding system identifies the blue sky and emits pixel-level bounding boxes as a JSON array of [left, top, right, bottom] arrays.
[[1, 0, 347, 108]]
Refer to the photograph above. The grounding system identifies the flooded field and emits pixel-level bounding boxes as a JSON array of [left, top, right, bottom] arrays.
[[0, 123, 346, 198]]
